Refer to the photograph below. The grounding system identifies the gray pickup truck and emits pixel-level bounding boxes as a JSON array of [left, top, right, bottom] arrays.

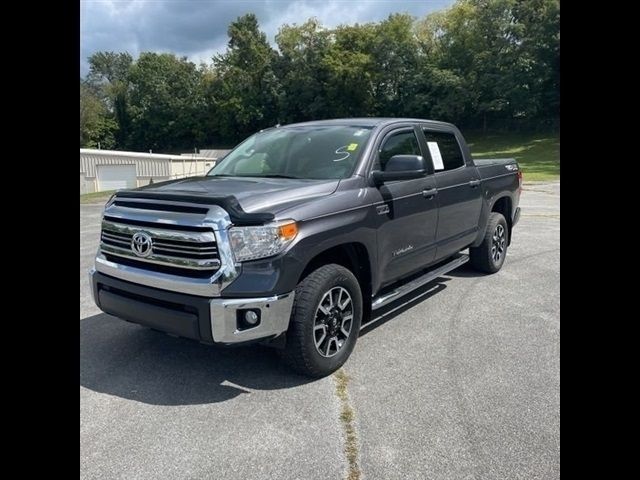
[[90, 118, 521, 377]]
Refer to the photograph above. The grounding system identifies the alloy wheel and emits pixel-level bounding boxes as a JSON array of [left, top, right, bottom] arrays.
[[313, 287, 354, 358], [491, 224, 506, 263]]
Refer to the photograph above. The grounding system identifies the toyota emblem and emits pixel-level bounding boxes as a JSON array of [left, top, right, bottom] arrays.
[[131, 231, 153, 257]]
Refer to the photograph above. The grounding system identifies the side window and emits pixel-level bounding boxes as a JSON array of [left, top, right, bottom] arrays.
[[377, 130, 421, 171], [422, 130, 465, 171]]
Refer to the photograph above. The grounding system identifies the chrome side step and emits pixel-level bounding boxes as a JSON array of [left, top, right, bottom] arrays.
[[370, 254, 469, 311]]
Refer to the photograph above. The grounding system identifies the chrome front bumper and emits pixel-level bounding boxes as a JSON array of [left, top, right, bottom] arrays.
[[90, 269, 294, 345], [210, 293, 295, 343]]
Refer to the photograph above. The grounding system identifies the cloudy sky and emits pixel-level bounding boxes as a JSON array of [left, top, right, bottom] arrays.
[[80, 0, 454, 76]]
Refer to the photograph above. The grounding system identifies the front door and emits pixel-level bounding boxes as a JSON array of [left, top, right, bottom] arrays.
[[373, 127, 439, 288]]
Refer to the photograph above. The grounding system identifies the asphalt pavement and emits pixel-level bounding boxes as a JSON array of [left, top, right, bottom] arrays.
[[80, 181, 559, 480]]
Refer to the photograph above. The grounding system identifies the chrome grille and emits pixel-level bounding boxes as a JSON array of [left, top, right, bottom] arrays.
[[100, 219, 221, 272]]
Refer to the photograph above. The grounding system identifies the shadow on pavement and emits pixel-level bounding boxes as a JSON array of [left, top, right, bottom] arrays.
[[445, 262, 487, 278], [81, 266, 471, 406], [360, 279, 450, 336], [80, 313, 313, 406]]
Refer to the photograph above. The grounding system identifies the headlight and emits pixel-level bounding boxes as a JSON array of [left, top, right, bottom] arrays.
[[228, 220, 298, 262]]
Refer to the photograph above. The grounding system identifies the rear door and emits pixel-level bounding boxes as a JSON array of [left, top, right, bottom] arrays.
[[419, 127, 483, 259], [373, 127, 439, 287]]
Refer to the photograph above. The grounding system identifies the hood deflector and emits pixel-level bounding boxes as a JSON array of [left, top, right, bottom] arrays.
[[114, 190, 275, 226]]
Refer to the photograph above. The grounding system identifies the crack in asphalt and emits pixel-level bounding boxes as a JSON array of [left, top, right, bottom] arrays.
[[334, 369, 361, 480]]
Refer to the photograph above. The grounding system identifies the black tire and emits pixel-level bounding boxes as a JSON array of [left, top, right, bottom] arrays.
[[469, 212, 509, 273], [280, 264, 363, 377]]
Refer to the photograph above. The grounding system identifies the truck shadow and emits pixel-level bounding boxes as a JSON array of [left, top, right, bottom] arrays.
[[445, 262, 485, 278], [80, 314, 313, 406], [81, 276, 457, 406], [360, 279, 450, 336]]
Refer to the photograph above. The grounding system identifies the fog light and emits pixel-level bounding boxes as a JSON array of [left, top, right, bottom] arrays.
[[237, 308, 261, 330], [245, 310, 259, 325]]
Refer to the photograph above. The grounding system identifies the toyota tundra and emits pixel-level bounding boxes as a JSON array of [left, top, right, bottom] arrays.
[[89, 118, 522, 377]]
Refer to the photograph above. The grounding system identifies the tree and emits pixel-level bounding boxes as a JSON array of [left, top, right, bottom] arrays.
[[208, 14, 281, 142], [127, 53, 206, 151], [412, 10, 469, 122], [322, 23, 377, 117], [511, 0, 560, 125], [426, 0, 559, 130], [80, 0, 559, 147], [370, 14, 421, 116], [275, 19, 331, 122], [87, 52, 133, 147], [80, 79, 116, 148]]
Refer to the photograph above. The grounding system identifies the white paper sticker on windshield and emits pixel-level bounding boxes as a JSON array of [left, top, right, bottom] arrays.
[[353, 129, 367, 137], [427, 142, 444, 170]]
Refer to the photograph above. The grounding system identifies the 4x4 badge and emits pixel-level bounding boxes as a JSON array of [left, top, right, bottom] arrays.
[[376, 204, 390, 215]]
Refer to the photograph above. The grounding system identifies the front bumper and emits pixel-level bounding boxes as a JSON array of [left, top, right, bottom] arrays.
[[90, 269, 294, 345]]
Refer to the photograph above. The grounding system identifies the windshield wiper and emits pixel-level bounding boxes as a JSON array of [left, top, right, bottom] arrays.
[[209, 173, 301, 179], [256, 174, 300, 179]]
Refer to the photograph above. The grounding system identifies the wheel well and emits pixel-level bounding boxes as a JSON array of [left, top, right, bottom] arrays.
[[492, 196, 513, 244], [299, 243, 372, 317]]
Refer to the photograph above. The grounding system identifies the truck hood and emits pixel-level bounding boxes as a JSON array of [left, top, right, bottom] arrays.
[[129, 175, 340, 215]]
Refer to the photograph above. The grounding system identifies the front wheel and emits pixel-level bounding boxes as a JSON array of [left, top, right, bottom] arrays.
[[469, 212, 509, 273], [280, 264, 363, 377]]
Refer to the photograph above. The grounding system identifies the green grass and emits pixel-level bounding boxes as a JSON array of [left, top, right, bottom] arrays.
[[80, 190, 115, 204], [465, 131, 560, 181]]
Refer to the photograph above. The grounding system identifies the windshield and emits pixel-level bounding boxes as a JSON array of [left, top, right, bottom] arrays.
[[208, 125, 373, 180]]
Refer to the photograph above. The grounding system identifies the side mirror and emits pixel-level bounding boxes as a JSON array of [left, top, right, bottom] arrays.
[[371, 154, 427, 184]]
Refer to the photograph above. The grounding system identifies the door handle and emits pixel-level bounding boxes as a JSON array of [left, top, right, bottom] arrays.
[[469, 179, 481, 187], [422, 188, 438, 199]]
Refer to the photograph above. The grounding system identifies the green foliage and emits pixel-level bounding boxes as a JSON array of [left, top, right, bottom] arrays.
[[86, 51, 132, 85], [80, 80, 117, 148], [80, 1, 559, 151], [209, 14, 281, 143], [127, 53, 205, 151], [323, 23, 377, 117], [370, 14, 420, 116], [427, 0, 560, 130], [86, 52, 133, 146], [275, 19, 331, 122]]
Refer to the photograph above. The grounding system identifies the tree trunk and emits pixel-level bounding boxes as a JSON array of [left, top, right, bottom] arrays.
[[482, 112, 487, 134]]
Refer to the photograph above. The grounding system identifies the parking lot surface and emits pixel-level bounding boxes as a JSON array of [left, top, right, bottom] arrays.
[[80, 182, 559, 480]]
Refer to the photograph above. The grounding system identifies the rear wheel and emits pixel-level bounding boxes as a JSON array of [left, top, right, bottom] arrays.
[[469, 212, 509, 273], [280, 264, 362, 377]]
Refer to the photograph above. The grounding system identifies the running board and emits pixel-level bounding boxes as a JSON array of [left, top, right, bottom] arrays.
[[370, 254, 469, 311]]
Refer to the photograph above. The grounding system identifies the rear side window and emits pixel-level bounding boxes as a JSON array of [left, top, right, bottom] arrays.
[[377, 130, 421, 171], [422, 130, 465, 171]]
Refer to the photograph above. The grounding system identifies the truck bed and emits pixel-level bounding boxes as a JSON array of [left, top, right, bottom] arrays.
[[473, 158, 517, 167], [473, 158, 518, 180]]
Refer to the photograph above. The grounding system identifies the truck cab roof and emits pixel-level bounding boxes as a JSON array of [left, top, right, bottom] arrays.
[[280, 117, 457, 130]]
